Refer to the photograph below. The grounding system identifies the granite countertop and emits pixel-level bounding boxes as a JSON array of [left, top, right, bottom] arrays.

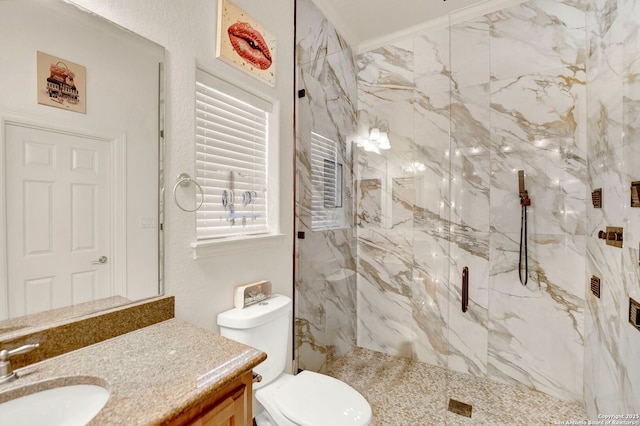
[[0, 318, 267, 425]]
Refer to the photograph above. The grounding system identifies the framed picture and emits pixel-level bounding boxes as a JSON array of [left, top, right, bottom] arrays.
[[37, 51, 86, 114], [216, 0, 276, 86]]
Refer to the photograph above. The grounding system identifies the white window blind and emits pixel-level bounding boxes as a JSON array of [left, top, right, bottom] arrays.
[[195, 70, 271, 239], [311, 132, 340, 230]]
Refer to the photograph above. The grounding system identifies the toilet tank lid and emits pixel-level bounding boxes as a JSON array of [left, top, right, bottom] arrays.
[[217, 294, 291, 329]]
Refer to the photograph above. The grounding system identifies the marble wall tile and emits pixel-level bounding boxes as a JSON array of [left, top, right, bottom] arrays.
[[357, 40, 415, 108], [489, 66, 587, 237], [621, 20, 640, 248], [586, 0, 618, 35], [357, 274, 414, 357], [488, 0, 587, 82], [413, 89, 452, 155], [583, 237, 625, 416], [488, 232, 585, 401], [295, 0, 358, 374], [356, 177, 383, 228], [450, 16, 491, 89], [619, 247, 640, 412], [412, 229, 451, 367], [353, 0, 588, 406], [446, 231, 490, 376], [296, 0, 349, 69], [357, 228, 414, 298], [584, 0, 640, 415], [414, 27, 450, 95], [450, 84, 491, 233], [325, 269, 358, 362]]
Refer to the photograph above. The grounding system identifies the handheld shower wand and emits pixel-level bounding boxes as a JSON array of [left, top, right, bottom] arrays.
[[518, 170, 531, 286]]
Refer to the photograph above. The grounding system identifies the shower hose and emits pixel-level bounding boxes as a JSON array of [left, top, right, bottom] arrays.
[[519, 202, 528, 286]]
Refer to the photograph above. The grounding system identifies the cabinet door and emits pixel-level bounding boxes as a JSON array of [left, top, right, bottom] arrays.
[[189, 384, 247, 426]]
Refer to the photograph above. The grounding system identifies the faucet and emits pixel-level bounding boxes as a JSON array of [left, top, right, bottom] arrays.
[[0, 343, 40, 384]]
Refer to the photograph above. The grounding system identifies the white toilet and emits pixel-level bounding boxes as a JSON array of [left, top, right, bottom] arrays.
[[217, 294, 372, 426]]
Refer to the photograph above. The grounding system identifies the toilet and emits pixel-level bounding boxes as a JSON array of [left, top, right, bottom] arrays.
[[217, 294, 372, 426]]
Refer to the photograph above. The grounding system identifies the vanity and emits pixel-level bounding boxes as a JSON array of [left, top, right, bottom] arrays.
[[0, 318, 266, 425]]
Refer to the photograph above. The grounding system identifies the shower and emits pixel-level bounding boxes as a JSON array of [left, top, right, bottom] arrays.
[[518, 170, 531, 286], [295, 0, 638, 421]]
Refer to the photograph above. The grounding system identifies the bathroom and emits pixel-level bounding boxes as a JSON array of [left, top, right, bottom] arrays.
[[0, 0, 638, 424]]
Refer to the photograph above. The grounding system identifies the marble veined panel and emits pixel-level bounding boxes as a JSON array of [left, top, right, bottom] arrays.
[[410, 272, 449, 368], [414, 26, 451, 95], [450, 16, 490, 89], [447, 231, 490, 376], [299, 47, 357, 114], [488, 0, 586, 81], [357, 274, 414, 358], [298, 68, 356, 148], [620, 247, 640, 413], [491, 156, 587, 237], [583, 237, 625, 416], [488, 232, 585, 402], [357, 40, 415, 108], [586, 0, 618, 35], [356, 177, 383, 229], [622, 24, 640, 248], [357, 227, 414, 298], [450, 84, 491, 233], [296, 0, 349, 68], [451, 84, 491, 152], [391, 177, 414, 230], [490, 67, 586, 154], [326, 269, 358, 362], [414, 90, 451, 156]]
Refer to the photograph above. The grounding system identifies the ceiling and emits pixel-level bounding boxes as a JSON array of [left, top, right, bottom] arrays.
[[311, 0, 490, 48]]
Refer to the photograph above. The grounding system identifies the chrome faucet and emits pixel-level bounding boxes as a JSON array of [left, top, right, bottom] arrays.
[[0, 343, 40, 384]]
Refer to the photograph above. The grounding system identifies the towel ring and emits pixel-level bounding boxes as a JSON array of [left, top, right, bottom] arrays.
[[173, 173, 204, 212]]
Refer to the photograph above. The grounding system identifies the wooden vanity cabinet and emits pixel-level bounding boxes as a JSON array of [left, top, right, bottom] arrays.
[[172, 370, 253, 426]]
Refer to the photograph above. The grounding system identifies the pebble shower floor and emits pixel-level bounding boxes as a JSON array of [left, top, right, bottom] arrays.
[[327, 347, 588, 425]]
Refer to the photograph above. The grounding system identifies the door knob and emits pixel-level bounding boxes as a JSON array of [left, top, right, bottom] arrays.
[[92, 256, 108, 265]]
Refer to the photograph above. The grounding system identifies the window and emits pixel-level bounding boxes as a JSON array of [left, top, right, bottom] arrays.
[[195, 70, 272, 240], [311, 132, 344, 230]]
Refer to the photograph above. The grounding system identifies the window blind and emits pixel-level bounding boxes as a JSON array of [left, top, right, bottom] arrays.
[[311, 132, 339, 230], [195, 71, 270, 239]]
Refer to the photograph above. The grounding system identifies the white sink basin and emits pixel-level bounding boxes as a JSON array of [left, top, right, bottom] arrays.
[[0, 383, 109, 426]]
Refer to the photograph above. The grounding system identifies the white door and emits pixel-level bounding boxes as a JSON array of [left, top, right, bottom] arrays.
[[5, 123, 111, 317]]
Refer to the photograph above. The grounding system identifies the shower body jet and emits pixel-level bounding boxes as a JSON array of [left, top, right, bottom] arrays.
[[518, 170, 530, 286]]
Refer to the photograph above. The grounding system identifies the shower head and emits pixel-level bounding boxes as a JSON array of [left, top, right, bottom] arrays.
[[518, 170, 531, 206]]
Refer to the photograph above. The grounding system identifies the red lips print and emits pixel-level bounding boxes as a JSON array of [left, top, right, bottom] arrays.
[[227, 22, 272, 70]]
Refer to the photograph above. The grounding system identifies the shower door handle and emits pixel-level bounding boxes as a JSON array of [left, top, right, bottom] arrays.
[[462, 266, 469, 313]]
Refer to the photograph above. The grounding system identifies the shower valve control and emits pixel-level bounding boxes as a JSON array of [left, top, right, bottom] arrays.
[[598, 227, 623, 248]]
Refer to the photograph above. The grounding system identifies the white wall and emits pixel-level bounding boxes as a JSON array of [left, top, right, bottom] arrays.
[[70, 0, 295, 337]]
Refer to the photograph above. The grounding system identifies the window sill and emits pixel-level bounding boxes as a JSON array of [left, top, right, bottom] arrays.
[[190, 233, 287, 259]]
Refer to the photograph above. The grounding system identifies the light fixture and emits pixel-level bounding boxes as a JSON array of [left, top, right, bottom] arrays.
[[368, 127, 390, 150], [377, 132, 390, 150], [358, 119, 391, 152]]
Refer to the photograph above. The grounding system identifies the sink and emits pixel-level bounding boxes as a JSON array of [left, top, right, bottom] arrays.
[[0, 378, 109, 426]]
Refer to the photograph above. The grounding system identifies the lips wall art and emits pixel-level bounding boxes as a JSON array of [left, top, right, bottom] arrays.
[[216, 0, 276, 86]]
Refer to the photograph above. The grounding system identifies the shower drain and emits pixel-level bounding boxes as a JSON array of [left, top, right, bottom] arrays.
[[448, 398, 473, 418]]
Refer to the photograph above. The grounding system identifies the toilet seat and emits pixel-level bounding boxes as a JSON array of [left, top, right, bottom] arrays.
[[256, 371, 371, 426]]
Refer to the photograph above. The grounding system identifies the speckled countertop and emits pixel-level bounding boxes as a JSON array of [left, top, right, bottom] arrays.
[[0, 319, 267, 425]]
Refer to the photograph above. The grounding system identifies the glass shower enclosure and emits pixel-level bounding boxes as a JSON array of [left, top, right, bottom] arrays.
[[295, 0, 637, 421]]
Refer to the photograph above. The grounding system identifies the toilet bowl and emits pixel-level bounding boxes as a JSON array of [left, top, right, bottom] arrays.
[[217, 294, 372, 426], [255, 371, 371, 426]]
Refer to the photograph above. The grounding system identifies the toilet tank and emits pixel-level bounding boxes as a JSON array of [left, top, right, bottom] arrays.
[[217, 294, 291, 388]]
